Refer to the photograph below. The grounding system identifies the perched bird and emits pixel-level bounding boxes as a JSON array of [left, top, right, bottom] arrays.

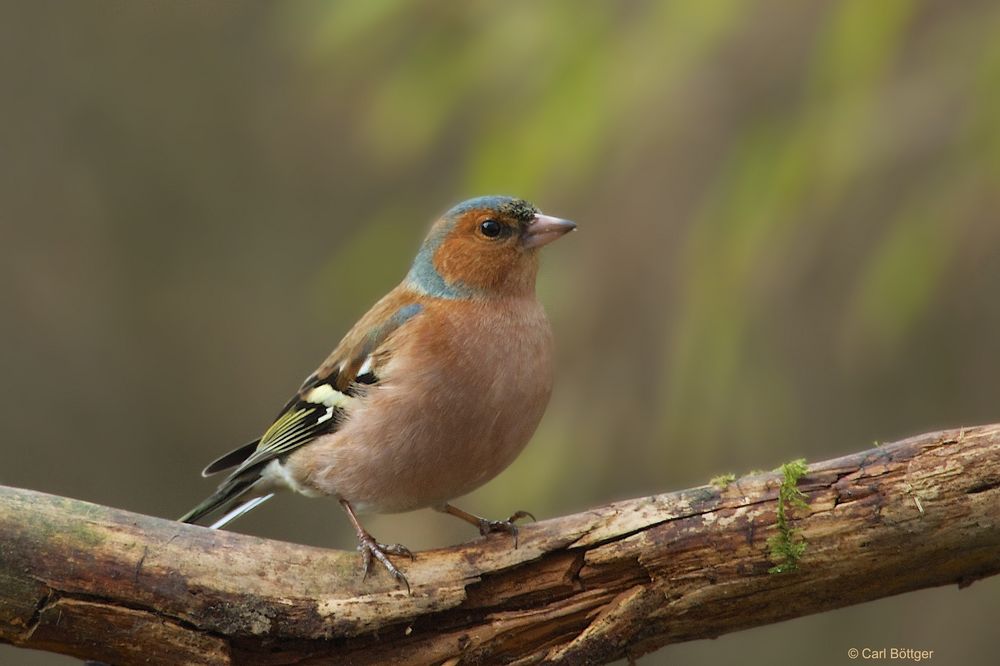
[[180, 195, 575, 590]]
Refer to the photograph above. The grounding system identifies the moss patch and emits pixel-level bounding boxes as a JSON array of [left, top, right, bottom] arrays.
[[767, 458, 810, 574], [710, 473, 736, 489]]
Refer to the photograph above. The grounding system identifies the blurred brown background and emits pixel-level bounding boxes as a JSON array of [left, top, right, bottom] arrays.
[[2, 1, 999, 664]]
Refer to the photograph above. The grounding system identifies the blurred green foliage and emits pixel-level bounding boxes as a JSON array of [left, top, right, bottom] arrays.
[[2, 1, 999, 664]]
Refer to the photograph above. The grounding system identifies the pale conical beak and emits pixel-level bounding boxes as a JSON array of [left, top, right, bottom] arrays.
[[523, 213, 577, 249]]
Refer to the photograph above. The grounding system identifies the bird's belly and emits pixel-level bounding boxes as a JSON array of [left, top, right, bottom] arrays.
[[286, 336, 552, 513]]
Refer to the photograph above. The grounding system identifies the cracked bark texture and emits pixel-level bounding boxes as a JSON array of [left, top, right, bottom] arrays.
[[2, 424, 999, 665]]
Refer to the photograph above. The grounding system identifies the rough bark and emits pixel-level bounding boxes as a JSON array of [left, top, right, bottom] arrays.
[[2, 424, 999, 665]]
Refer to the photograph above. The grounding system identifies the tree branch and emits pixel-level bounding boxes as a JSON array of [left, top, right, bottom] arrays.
[[2, 424, 999, 665]]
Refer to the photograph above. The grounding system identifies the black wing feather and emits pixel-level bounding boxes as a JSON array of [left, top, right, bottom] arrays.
[[201, 439, 261, 477]]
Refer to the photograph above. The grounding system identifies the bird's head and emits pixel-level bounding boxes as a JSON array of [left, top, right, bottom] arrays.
[[406, 195, 576, 299]]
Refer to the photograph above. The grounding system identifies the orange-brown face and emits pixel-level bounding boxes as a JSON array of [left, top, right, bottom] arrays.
[[409, 196, 575, 298]]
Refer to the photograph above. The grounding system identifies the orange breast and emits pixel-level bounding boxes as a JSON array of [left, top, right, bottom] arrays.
[[285, 296, 554, 513]]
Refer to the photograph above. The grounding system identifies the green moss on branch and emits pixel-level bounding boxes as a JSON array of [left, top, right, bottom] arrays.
[[767, 458, 810, 574]]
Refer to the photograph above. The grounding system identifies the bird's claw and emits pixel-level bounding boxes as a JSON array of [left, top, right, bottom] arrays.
[[477, 510, 536, 548], [357, 536, 412, 594], [382, 542, 415, 559]]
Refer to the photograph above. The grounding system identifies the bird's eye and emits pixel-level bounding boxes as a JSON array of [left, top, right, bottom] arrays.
[[479, 219, 503, 238]]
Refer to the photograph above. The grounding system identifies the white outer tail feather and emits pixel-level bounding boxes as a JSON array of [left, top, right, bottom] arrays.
[[209, 493, 275, 530]]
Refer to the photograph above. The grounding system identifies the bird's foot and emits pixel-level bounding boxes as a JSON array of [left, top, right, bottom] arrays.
[[341, 498, 413, 593], [356, 535, 413, 594], [477, 510, 536, 548]]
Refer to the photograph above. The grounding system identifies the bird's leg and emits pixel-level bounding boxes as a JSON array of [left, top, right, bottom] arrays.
[[438, 503, 536, 548], [338, 499, 413, 593]]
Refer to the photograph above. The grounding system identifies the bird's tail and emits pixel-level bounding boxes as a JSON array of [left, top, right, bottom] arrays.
[[179, 476, 273, 529], [207, 493, 274, 529]]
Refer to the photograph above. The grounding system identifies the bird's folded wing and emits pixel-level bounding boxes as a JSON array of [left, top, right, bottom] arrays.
[[216, 300, 424, 479]]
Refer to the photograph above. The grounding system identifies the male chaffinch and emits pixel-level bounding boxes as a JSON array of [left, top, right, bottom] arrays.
[[180, 195, 575, 590]]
